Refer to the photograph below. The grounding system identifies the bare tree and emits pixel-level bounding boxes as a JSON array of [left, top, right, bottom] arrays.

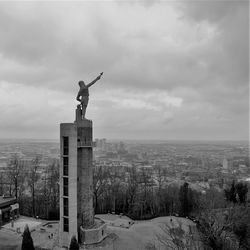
[[197, 209, 239, 250], [47, 160, 59, 211], [27, 156, 40, 217], [153, 165, 167, 215], [40, 160, 59, 218], [6, 154, 25, 199], [156, 219, 202, 250], [93, 165, 108, 212], [153, 165, 167, 193], [108, 166, 122, 212], [138, 167, 155, 218], [126, 167, 139, 213]]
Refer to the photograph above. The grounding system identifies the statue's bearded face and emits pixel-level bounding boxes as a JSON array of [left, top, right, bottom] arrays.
[[78, 81, 85, 87]]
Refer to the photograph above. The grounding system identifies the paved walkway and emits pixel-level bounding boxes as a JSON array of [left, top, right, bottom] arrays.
[[0, 228, 21, 250], [3, 217, 42, 233], [0, 216, 59, 250], [0, 215, 202, 250]]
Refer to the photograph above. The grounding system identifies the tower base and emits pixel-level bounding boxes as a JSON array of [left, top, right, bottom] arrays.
[[79, 218, 107, 245]]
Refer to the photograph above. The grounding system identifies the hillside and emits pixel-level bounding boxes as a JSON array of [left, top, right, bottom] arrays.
[[85, 216, 203, 250]]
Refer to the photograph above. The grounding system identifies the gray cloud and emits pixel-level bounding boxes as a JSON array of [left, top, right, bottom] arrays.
[[0, 1, 248, 140]]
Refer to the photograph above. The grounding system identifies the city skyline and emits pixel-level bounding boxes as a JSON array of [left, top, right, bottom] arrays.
[[0, 1, 249, 141]]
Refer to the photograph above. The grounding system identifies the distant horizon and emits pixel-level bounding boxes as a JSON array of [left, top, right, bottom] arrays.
[[0, 137, 249, 144]]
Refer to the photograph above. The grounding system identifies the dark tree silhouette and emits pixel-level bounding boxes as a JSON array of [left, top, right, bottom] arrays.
[[224, 181, 237, 203], [69, 235, 79, 250], [229, 181, 237, 203], [21, 224, 35, 250], [179, 182, 192, 217], [236, 182, 248, 204], [225, 181, 248, 204], [224, 188, 231, 202]]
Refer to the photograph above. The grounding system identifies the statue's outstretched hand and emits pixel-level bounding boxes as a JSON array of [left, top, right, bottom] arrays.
[[97, 72, 103, 80], [87, 73, 103, 87]]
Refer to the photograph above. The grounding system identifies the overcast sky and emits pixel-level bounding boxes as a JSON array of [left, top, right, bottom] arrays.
[[0, 0, 249, 141]]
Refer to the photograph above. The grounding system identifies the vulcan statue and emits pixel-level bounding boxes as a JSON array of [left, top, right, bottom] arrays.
[[76, 72, 103, 117]]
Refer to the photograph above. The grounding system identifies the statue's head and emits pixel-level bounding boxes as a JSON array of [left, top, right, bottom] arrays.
[[78, 80, 85, 87]]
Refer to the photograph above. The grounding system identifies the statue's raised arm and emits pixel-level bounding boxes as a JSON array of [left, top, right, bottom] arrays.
[[76, 72, 103, 118], [86, 72, 103, 88]]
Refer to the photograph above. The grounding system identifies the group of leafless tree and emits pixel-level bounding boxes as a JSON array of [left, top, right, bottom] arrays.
[[1, 155, 59, 219], [2, 156, 250, 249], [93, 165, 250, 249], [93, 165, 201, 220]]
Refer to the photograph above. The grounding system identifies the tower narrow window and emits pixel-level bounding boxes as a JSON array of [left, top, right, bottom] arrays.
[[63, 157, 69, 176], [63, 198, 69, 216], [63, 217, 69, 232], [63, 136, 69, 155], [63, 177, 68, 196]]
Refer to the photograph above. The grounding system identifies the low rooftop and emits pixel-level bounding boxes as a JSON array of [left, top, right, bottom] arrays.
[[0, 196, 16, 207]]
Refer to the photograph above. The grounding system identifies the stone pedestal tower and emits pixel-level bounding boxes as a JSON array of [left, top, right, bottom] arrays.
[[59, 105, 107, 248]]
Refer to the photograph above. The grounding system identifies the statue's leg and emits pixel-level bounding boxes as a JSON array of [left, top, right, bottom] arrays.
[[77, 104, 82, 114], [82, 104, 87, 118], [81, 97, 89, 118]]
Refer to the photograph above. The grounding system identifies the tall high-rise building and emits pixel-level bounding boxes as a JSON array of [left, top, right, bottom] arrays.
[[59, 105, 107, 247], [223, 158, 228, 169]]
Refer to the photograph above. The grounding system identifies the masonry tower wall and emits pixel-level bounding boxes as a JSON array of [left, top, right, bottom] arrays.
[[77, 120, 94, 229], [59, 106, 107, 247]]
